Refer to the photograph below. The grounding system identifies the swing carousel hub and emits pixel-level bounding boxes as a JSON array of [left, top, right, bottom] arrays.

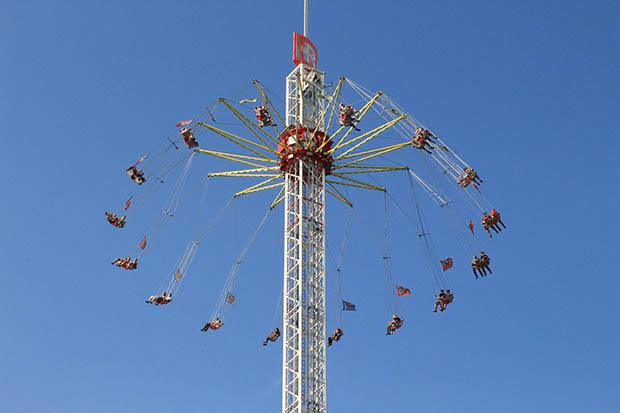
[[277, 124, 333, 174]]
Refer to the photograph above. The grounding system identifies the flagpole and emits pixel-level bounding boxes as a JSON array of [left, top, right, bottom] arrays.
[[304, 0, 308, 36]]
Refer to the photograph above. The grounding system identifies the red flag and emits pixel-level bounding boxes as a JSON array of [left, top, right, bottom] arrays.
[[124, 196, 133, 211], [293, 32, 318, 68], [440, 257, 454, 271], [139, 236, 147, 250], [468, 220, 475, 234], [472, 183, 481, 193], [226, 292, 236, 304], [396, 286, 411, 297], [135, 153, 149, 165], [176, 119, 193, 127]]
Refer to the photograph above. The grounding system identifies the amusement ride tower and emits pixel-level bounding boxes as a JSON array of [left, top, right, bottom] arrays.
[[282, 3, 328, 412], [113, 1, 498, 411]]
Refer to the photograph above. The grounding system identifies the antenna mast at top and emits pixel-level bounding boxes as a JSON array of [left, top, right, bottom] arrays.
[[304, 0, 308, 36]]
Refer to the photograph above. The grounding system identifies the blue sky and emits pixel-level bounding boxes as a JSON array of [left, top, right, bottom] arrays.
[[1, 1, 619, 412]]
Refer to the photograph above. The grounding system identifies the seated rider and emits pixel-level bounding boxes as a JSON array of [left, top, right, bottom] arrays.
[[434, 289, 447, 313], [125, 257, 138, 270], [472, 255, 485, 279], [328, 328, 344, 346], [145, 295, 158, 305], [180, 127, 199, 148], [126, 165, 146, 185], [116, 215, 126, 227], [482, 212, 495, 238], [201, 317, 224, 332], [339, 104, 361, 131], [105, 211, 116, 223], [111, 256, 137, 270], [145, 293, 170, 305], [479, 251, 492, 275], [457, 171, 472, 188], [105, 212, 126, 228], [255, 106, 275, 127], [262, 327, 281, 346], [112, 256, 132, 268], [386, 314, 403, 335], [158, 292, 172, 305], [483, 210, 505, 238], [420, 127, 436, 143], [111, 257, 126, 266], [126, 165, 137, 177], [412, 127, 435, 154], [465, 167, 483, 185], [444, 289, 454, 305], [458, 166, 482, 188], [489, 208, 506, 230]]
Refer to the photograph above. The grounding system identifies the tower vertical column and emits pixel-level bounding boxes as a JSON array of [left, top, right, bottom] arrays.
[[282, 160, 304, 413], [283, 63, 327, 413]]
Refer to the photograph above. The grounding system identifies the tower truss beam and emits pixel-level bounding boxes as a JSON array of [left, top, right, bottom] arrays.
[[283, 63, 327, 413]]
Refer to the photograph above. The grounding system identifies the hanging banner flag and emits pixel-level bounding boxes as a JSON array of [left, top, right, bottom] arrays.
[[239, 98, 257, 104], [472, 183, 481, 193], [468, 220, 475, 235], [293, 32, 318, 68], [440, 257, 454, 271], [226, 292, 236, 304], [124, 196, 133, 211], [175, 119, 193, 127], [342, 300, 356, 311], [396, 286, 411, 297], [174, 270, 183, 281], [135, 153, 149, 165], [139, 236, 147, 250]]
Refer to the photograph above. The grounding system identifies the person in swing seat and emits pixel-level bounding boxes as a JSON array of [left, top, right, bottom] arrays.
[[328, 328, 344, 346], [201, 317, 224, 332], [386, 314, 403, 335], [262, 327, 281, 346]]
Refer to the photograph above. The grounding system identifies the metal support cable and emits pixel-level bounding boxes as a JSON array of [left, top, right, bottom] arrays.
[[210, 207, 273, 321]]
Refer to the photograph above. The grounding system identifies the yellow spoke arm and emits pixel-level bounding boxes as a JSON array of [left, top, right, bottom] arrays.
[[208, 166, 280, 178], [235, 181, 284, 198], [327, 176, 385, 192], [334, 115, 406, 159], [210, 172, 281, 177], [198, 148, 277, 169], [219, 98, 279, 148], [332, 142, 410, 170], [270, 185, 286, 209], [334, 165, 407, 175], [306, 78, 346, 150], [317, 124, 345, 153], [197, 122, 275, 159], [356, 91, 382, 120], [325, 77, 345, 132], [253, 80, 285, 127], [326, 183, 353, 207], [330, 91, 383, 152], [197, 149, 276, 163], [208, 166, 278, 176], [338, 142, 409, 160]]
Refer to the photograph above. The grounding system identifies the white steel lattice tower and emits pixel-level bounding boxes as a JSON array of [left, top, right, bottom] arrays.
[[282, 63, 328, 413]]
